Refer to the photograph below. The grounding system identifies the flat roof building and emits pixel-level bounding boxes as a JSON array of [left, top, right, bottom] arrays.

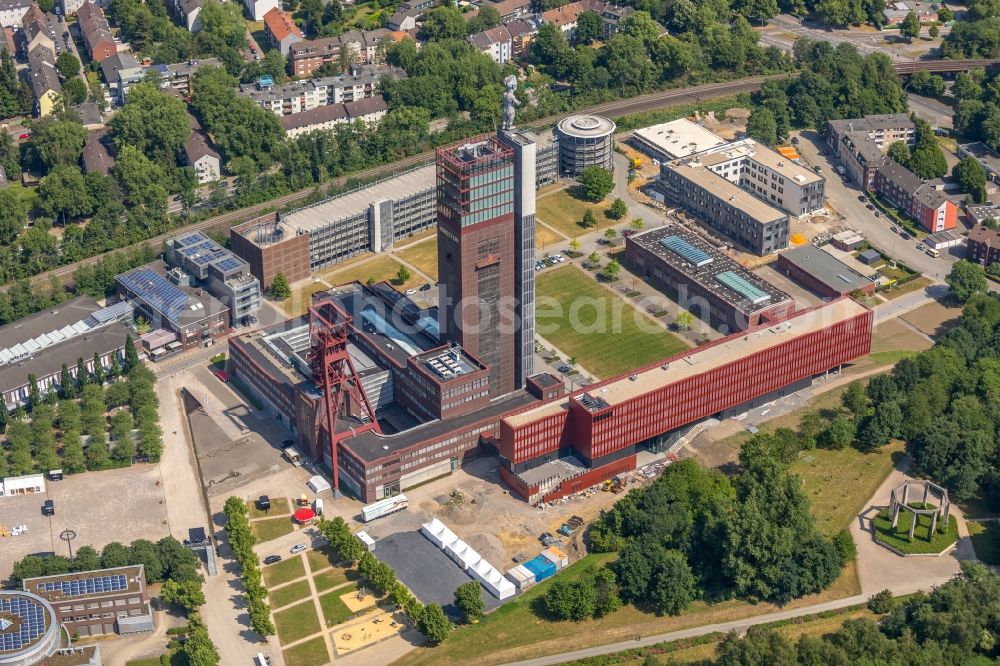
[[625, 224, 794, 333], [23, 566, 152, 638], [164, 231, 261, 325], [554, 114, 615, 176], [631, 118, 728, 161], [0, 296, 133, 409], [776, 245, 875, 298], [0, 590, 61, 666], [958, 142, 1000, 183]]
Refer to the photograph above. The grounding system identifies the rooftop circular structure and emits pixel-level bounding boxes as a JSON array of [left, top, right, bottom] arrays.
[[0, 591, 60, 666], [557, 114, 617, 139], [555, 114, 616, 177]]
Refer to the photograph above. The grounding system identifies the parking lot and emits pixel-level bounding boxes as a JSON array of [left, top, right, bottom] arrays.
[[373, 530, 504, 618], [0, 465, 170, 580]]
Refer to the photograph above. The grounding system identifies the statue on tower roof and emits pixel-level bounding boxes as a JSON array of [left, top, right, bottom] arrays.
[[502, 75, 520, 131]]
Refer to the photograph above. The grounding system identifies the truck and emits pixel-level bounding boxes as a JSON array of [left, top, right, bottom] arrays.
[[835, 165, 847, 176], [283, 447, 302, 467], [361, 493, 409, 522]]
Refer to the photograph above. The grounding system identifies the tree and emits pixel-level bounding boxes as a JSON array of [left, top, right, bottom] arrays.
[[820, 415, 855, 450], [676, 310, 694, 331], [270, 272, 291, 299], [868, 589, 894, 614], [418, 603, 451, 644], [582, 208, 598, 228], [954, 157, 988, 204], [26, 118, 86, 173], [545, 576, 598, 620], [161, 578, 206, 612], [587, 251, 601, 266], [909, 71, 945, 97], [109, 83, 191, 162], [887, 140, 911, 167], [467, 5, 501, 34], [38, 166, 93, 224], [124, 335, 139, 373], [422, 6, 467, 41], [747, 107, 779, 146], [601, 259, 621, 281], [842, 380, 868, 417], [579, 166, 615, 202], [575, 10, 603, 44], [396, 265, 411, 285], [55, 52, 81, 83], [569, 238, 580, 253], [454, 581, 484, 623], [606, 198, 627, 220], [604, 228, 618, 243], [900, 11, 921, 40], [929, 24, 940, 39], [947, 260, 988, 302], [63, 77, 87, 105], [181, 614, 220, 666], [27, 374, 40, 410]]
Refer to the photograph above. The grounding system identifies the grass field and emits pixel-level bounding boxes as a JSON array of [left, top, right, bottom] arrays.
[[270, 580, 313, 610], [969, 521, 1000, 564], [252, 516, 295, 543], [306, 547, 335, 574], [283, 636, 330, 666], [537, 224, 565, 248], [535, 266, 689, 378], [394, 552, 861, 666], [315, 567, 355, 592], [264, 557, 307, 588], [881, 276, 933, 300], [274, 599, 322, 645], [394, 238, 438, 280], [536, 188, 609, 238], [318, 254, 423, 292], [319, 586, 357, 627], [874, 507, 958, 554], [248, 497, 291, 518]]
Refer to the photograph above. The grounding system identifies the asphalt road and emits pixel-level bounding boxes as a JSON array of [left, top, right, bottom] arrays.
[[759, 14, 947, 58], [907, 92, 954, 130]]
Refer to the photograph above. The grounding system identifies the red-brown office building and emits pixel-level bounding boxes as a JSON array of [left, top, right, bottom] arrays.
[[436, 136, 517, 397], [498, 298, 873, 503]]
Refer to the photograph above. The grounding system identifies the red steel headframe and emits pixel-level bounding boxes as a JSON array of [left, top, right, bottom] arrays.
[[307, 299, 381, 492]]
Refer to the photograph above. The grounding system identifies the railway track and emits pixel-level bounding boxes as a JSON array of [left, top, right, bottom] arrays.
[[22, 75, 787, 290]]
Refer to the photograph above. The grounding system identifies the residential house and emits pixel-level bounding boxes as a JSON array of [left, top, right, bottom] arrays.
[[288, 29, 397, 76], [0, 0, 31, 28], [160, 58, 220, 96], [21, 6, 54, 54], [263, 7, 303, 56], [1, 26, 14, 54], [467, 25, 512, 64], [827, 113, 916, 156], [506, 18, 537, 58], [27, 44, 60, 117], [60, 0, 86, 15], [77, 1, 117, 62], [485, 0, 533, 22], [387, 0, 430, 29], [279, 95, 387, 137], [239, 65, 403, 115], [873, 161, 958, 233], [185, 116, 220, 184], [82, 130, 115, 175], [174, 0, 204, 31], [242, 0, 280, 22], [100, 51, 141, 105], [541, 0, 633, 39], [966, 224, 1000, 268]]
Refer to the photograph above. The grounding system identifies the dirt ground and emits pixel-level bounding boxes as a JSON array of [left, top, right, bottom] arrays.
[[900, 300, 963, 338]]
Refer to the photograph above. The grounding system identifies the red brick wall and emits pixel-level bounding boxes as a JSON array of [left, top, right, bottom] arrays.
[[541, 455, 636, 503]]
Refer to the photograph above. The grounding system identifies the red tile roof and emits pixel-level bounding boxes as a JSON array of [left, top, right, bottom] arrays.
[[263, 8, 303, 43]]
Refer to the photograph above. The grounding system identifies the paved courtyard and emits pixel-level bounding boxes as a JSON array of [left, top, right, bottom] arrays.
[[0, 464, 170, 579]]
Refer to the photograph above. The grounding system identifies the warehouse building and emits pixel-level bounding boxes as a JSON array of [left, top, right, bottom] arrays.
[[22, 565, 152, 638], [0, 297, 133, 409], [631, 118, 728, 162], [776, 245, 875, 298], [624, 224, 793, 333], [498, 298, 873, 503]]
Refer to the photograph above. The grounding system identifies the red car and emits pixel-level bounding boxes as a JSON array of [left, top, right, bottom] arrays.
[[18, 133, 29, 141], [213, 370, 230, 382]]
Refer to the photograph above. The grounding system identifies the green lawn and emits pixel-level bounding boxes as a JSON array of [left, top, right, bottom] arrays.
[[969, 521, 1000, 565], [319, 585, 357, 627], [274, 600, 322, 646], [536, 188, 609, 238], [535, 266, 689, 378], [252, 516, 295, 543], [248, 496, 291, 518], [283, 636, 330, 666], [873, 506, 959, 554], [394, 237, 438, 281], [791, 440, 906, 537], [314, 567, 355, 592], [306, 547, 334, 574], [269, 580, 313, 610], [263, 557, 307, 588]]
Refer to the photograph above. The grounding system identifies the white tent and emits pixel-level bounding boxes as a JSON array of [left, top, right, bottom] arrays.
[[472, 561, 515, 599], [421, 518, 458, 548], [307, 475, 331, 493]]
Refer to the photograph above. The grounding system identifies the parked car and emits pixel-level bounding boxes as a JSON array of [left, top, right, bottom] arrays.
[[874, 211, 881, 218], [263, 555, 282, 565], [290, 543, 307, 554], [42, 500, 54, 516], [813, 165, 822, 173], [858, 195, 867, 202], [916, 243, 926, 251], [900, 232, 911, 240], [405, 288, 416, 295], [866, 204, 875, 210], [790, 136, 799, 145], [419, 283, 431, 291], [538, 532, 553, 543], [557, 364, 571, 373]]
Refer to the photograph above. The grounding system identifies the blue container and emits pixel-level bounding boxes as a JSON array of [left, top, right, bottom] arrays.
[[523, 555, 557, 582]]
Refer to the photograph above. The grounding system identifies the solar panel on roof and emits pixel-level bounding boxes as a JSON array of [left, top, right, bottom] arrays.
[[91, 300, 132, 324], [215, 257, 244, 272], [40, 574, 128, 598], [715, 271, 770, 305], [0, 595, 48, 651], [178, 233, 205, 246], [118, 268, 189, 324], [659, 235, 713, 267]]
